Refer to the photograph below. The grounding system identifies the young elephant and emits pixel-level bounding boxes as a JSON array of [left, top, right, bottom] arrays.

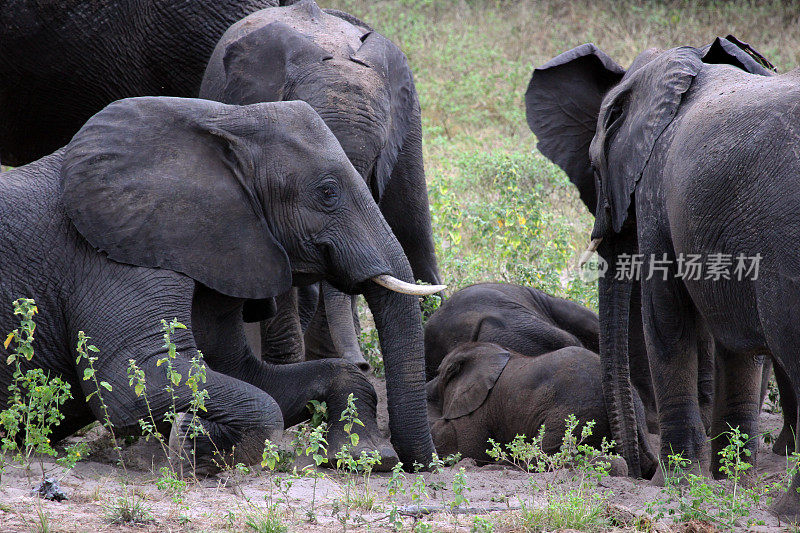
[[424, 283, 663, 435], [426, 342, 647, 474], [424, 283, 600, 379], [0, 97, 437, 472]]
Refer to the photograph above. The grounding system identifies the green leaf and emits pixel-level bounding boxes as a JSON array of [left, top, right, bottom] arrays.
[[100, 381, 112, 391], [350, 433, 359, 446], [83, 368, 94, 381]]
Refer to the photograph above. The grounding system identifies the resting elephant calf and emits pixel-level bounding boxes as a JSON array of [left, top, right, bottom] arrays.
[[424, 282, 666, 434], [426, 342, 650, 475], [0, 97, 438, 473]]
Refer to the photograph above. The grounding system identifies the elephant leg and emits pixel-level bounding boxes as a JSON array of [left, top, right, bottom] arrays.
[[192, 285, 397, 469], [304, 283, 369, 370], [70, 271, 283, 476], [709, 347, 762, 479], [259, 288, 305, 364], [297, 284, 321, 332], [772, 362, 797, 456], [754, 273, 800, 521], [642, 274, 708, 478], [696, 319, 716, 434]]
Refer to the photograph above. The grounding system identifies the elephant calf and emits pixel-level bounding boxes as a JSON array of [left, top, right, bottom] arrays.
[[426, 342, 643, 474]]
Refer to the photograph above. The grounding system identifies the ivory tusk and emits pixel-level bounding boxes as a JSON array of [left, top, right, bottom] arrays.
[[578, 238, 603, 268], [371, 274, 446, 296]]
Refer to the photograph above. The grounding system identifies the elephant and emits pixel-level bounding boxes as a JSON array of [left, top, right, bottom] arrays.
[[426, 341, 645, 474], [423, 282, 666, 433], [199, 0, 441, 370], [525, 38, 800, 518], [526, 35, 796, 463], [0, 96, 439, 473], [0, 0, 303, 167]]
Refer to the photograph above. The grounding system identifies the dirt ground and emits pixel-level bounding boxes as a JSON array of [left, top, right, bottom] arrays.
[[0, 374, 795, 532]]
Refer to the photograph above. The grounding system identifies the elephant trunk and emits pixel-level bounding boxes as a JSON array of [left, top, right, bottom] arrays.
[[597, 235, 643, 477], [321, 281, 370, 371], [363, 252, 435, 467]]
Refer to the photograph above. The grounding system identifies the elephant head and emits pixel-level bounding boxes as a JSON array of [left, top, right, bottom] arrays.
[[525, 36, 774, 477], [201, 0, 417, 202], [426, 343, 510, 456], [60, 96, 437, 465]]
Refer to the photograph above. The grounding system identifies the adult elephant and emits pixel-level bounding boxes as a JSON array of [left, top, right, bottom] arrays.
[[526, 41, 800, 518], [0, 97, 437, 471], [199, 0, 441, 370], [0, 0, 303, 167], [526, 35, 796, 465]]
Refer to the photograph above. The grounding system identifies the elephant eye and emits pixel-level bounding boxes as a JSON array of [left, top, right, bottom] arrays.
[[317, 178, 339, 209]]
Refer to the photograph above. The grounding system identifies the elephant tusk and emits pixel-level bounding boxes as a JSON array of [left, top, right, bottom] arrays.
[[578, 238, 603, 268], [371, 274, 446, 296]]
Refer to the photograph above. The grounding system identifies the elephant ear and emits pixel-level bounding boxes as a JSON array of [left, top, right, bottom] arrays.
[[219, 18, 333, 105], [350, 31, 416, 201], [592, 47, 703, 234], [525, 44, 625, 214], [61, 96, 292, 300], [701, 35, 776, 75], [439, 344, 510, 420]]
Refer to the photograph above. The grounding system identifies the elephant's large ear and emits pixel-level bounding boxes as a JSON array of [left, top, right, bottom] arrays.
[[350, 31, 416, 201], [525, 44, 625, 214], [701, 35, 776, 75], [61, 97, 292, 300], [439, 344, 510, 420], [219, 18, 332, 105], [592, 47, 703, 234]]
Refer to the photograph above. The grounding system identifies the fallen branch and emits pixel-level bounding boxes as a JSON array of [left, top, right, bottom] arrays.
[[396, 504, 521, 517]]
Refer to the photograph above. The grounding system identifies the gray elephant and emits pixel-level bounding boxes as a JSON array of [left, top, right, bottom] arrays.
[[426, 342, 646, 473], [0, 0, 300, 167], [423, 282, 666, 433], [526, 38, 800, 518], [0, 97, 438, 472], [199, 0, 441, 370]]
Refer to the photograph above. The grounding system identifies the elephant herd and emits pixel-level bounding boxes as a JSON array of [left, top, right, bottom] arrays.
[[2, 0, 800, 521]]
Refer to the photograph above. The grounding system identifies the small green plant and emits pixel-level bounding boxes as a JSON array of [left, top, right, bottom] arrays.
[[104, 492, 153, 526], [156, 465, 188, 504], [244, 509, 288, 533], [386, 461, 406, 530], [300, 423, 328, 522], [646, 426, 768, 529], [333, 394, 382, 529], [450, 467, 470, 510], [1, 299, 72, 480], [358, 328, 384, 378], [127, 319, 211, 479], [486, 415, 615, 532], [471, 515, 495, 533], [75, 331, 124, 469]]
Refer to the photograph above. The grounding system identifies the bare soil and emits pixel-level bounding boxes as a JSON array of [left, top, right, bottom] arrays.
[[0, 375, 793, 532]]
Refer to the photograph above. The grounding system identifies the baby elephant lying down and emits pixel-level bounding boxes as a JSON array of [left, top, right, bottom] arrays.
[[426, 342, 641, 473]]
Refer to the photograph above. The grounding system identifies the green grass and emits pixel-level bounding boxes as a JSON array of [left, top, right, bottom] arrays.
[[324, 0, 800, 308]]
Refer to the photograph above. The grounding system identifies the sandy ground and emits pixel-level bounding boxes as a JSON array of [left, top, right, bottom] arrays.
[[0, 375, 796, 532]]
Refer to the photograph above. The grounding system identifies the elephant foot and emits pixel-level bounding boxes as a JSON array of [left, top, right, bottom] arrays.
[[325, 427, 399, 472], [772, 425, 795, 456], [771, 487, 800, 524], [168, 412, 282, 477]]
